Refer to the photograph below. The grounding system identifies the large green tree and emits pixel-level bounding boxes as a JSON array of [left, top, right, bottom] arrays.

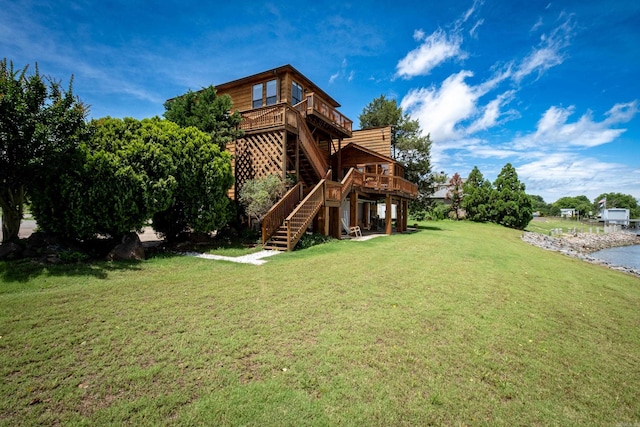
[[163, 85, 243, 150], [359, 95, 433, 210], [0, 59, 86, 242], [492, 163, 533, 229], [461, 166, 494, 222], [152, 125, 234, 242], [31, 118, 178, 240]]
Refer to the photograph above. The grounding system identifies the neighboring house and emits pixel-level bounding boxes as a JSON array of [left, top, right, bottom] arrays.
[[213, 64, 417, 250], [429, 179, 466, 205]]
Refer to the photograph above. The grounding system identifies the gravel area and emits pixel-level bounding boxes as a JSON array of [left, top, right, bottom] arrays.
[[522, 231, 640, 277]]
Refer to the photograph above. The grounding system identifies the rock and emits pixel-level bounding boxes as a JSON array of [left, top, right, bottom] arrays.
[[0, 242, 23, 260], [522, 230, 640, 277], [107, 233, 145, 261]]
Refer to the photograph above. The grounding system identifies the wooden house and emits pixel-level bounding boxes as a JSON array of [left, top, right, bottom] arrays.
[[214, 65, 418, 250]]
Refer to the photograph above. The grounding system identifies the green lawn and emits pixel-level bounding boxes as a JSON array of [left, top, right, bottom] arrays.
[[1, 221, 639, 426], [526, 217, 604, 235]]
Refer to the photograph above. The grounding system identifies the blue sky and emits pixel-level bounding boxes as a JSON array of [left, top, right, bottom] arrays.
[[2, 0, 638, 204]]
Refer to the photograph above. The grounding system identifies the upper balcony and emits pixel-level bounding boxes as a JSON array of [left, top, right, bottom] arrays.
[[293, 93, 353, 139]]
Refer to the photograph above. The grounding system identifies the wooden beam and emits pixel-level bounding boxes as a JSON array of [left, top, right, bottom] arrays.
[[330, 206, 342, 239], [385, 194, 392, 235], [350, 192, 358, 228], [337, 138, 342, 180]]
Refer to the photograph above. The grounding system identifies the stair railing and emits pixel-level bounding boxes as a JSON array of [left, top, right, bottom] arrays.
[[283, 179, 326, 250], [262, 182, 303, 244], [288, 108, 328, 179]]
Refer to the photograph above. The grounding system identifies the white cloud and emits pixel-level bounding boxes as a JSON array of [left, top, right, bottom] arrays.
[[400, 70, 517, 143], [396, 29, 466, 78], [469, 19, 484, 38], [517, 153, 639, 200], [401, 71, 478, 141], [466, 90, 518, 134], [531, 17, 544, 32], [513, 101, 638, 149], [513, 15, 574, 82]]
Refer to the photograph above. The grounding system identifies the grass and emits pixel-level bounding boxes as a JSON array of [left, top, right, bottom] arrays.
[[1, 220, 639, 425], [526, 217, 604, 235]]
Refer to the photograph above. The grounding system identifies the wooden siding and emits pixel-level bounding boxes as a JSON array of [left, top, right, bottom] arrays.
[[338, 126, 392, 158], [215, 66, 341, 114]]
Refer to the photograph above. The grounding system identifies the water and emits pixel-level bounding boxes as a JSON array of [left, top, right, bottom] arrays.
[[591, 245, 640, 270]]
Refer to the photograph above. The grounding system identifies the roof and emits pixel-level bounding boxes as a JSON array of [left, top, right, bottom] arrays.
[[214, 64, 341, 108], [335, 142, 398, 164]]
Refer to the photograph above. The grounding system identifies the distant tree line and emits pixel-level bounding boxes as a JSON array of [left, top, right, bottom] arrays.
[[531, 193, 639, 219]]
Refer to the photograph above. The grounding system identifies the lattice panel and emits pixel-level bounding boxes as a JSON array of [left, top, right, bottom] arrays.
[[235, 130, 285, 194]]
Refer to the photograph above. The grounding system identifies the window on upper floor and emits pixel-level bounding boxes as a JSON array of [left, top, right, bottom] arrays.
[[252, 79, 278, 108], [266, 80, 277, 105], [292, 81, 303, 105], [252, 84, 263, 108]]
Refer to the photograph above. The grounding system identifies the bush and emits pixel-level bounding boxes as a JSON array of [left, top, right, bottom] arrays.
[[295, 233, 332, 250], [152, 125, 234, 243], [31, 118, 177, 240]]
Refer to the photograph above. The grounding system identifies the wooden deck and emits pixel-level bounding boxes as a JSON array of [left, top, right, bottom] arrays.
[[262, 167, 418, 251], [240, 98, 352, 139]]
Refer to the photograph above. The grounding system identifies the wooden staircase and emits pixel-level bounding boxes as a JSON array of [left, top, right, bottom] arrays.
[[263, 178, 328, 251]]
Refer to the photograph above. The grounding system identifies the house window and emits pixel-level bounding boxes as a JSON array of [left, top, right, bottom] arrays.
[[252, 79, 278, 108], [292, 81, 303, 105], [252, 84, 263, 108], [266, 79, 277, 105]]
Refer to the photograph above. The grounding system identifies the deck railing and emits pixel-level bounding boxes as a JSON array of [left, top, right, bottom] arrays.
[[239, 105, 285, 131], [325, 181, 342, 204], [294, 94, 352, 135], [262, 182, 303, 244], [361, 172, 418, 196]]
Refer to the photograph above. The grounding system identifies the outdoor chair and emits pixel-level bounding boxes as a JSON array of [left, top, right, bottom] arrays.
[[341, 218, 362, 237]]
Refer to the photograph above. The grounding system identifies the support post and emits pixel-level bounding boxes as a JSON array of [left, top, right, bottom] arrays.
[[385, 194, 393, 235], [350, 192, 358, 229]]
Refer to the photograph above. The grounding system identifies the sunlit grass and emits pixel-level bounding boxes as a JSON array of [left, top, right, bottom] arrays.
[[526, 217, 604, 234], [1, 220, 638, 425]]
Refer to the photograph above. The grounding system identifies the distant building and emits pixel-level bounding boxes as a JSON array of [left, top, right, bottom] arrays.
[[601, 208, 630, 226], [560, 208, 575, 218]]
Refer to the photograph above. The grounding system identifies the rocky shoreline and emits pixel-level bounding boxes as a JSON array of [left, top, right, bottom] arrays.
[[522, 231, 640, 277]]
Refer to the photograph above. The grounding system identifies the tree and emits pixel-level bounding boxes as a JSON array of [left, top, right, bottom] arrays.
[[446, 173, 464, 220], [492, 163, 533, 229], [359, 95, 433, 211], [31, 118, 178, 240], [551, 195, 592, 219], [0, 59, 87, 242], [152, 125, 234, 242], [462, 166, 494, 222], [593, 192, 639, 218], [164, 85, 243, 150], [238, 175, 286, 227], [529, 195, 550, 217]]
